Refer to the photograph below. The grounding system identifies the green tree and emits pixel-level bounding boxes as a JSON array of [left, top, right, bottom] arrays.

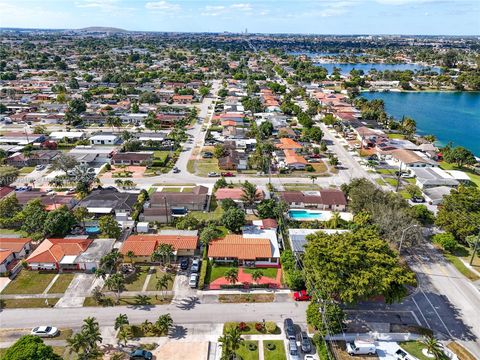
[[43, 205, 77, 236], [0, 195, 21, 228], [421, 335, 446, 359], [213, 144, 226, 159], [256, 199, 277, 219], [104, 273, 125, 304], [259, 121, 273, 138], [3, 335, 62, 360], [432, 232, 458, 252], [224, 268, 239, 285], [401, 116, 416, 135], [51, 153, 79, 174], [219, 326, 244, 360], [240, 181, 261, 212], [443, 146, 476, 168], [0, 165, 19, 185], [221, 207, 246, 233], [200, 225, 221, 248], [155, 313, 173, 336], [67, 317, 102, 360], [307, 302, 345, 336], [116, 325, 132, 346], [99, 215, 121, 239], [251, 269, 263, 284], [73, 206, 89, 229], [151, 243, 175, 266], [220, 198, 238, 211], [303, 228, 417, 304], [68, 99, 86, 114], [68, 77, 79, 89], [114, 314, 129, 331], [175, 213, 200, 230], [408, 205, 435, 225], [155, 273, 173, 299], [20, 199, 47, 235]]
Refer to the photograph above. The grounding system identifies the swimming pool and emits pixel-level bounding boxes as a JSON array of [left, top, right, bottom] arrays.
[[288, 210, 329, 221], [85, 226, 100, 234]]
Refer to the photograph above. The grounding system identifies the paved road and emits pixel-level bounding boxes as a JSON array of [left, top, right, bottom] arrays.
[[0, 302, 308, 329]]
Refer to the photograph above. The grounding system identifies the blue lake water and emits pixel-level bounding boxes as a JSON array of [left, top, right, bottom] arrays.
[[315, 62, 440, 74], [362, 91, 480, 155]]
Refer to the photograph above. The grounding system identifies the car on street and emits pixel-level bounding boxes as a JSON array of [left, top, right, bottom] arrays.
[[283, 318, 296, 340], [208, 172, 220, 177], [293, 289, 311, 301], [180, 258, 189, 270], [172, 167, 180, 173], [189, 273, 198, 288], [221, 172, 235, 177], [15, 186, 32, 192], [31, 326, 59, 337], [35, 164, 45, 171], [298, 331, 312, 353], [129, 349, 153, 360], [191, 258, 201, 273]]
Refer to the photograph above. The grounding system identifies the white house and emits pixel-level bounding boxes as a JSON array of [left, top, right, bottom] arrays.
[[89, 134, 120, 145]]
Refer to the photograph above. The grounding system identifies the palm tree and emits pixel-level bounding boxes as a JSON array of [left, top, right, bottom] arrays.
[[421, 335, 445, 359], [218, 334, 233, 360], [114, 313, 129, 331], [67, 317, 102, 359], [126, 250, 135, 264], [155, 313, 173, 336], [141, 320, 153, 334], [219, 327, 244, 360], [224, 268, 239, 285], [123, 179, 135, 189], [134, 294, 151, 305], [117, 325, 132, 347], [329, 212, 341, 229], [309, 175, 318, 184], [155, 275, 169, 300], [66, 332, 87, 357], [105, 273, 125, 304], [115, 179, 124, 188], [151, 243, 175, 267], [241, 181, 261, 213], [251, 269, 263, 284]]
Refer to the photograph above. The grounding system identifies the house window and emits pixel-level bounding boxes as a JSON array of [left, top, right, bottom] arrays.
[[256, 258, 269, 262]]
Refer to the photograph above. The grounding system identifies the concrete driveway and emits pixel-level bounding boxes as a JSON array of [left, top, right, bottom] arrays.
[[55, 273, 98, 308]]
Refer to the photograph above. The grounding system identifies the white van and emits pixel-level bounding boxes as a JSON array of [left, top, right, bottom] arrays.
[[346, 340, 376, 356]]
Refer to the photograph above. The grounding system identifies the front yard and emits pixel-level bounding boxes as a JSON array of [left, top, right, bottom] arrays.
[[146, 267, 175, 291], [263, 340, 287, 360], [1, 270, 57, 295], [236, 340, 259, 360], [399, 341, 432, 360], [123, 266, 150, 291], [0, 298, 60, 308], [47, 273, 75, 294]]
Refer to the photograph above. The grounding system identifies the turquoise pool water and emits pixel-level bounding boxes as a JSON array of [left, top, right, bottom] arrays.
[[289, 210, 327, 220], [85, 226, 100, 234]]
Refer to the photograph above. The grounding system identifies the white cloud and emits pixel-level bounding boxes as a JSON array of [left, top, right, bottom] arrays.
[[75, 0, 127, 11], [145, 1, 180, 11], [201, 3, 254, 16], [231, 3, 252, 11]]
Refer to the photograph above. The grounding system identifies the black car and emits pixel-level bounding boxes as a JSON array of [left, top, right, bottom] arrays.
[[283, 318, 296, 340], [298, 331, 312, 353], [180, 258, 189, 270], [411, 196, 425, 203], [130, 349, 153, 360]]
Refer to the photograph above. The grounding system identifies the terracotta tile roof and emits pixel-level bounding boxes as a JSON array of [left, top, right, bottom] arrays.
[[215, 188, 264, 201], [261, 219, 278, 229], [0, 238, 31, 252], [0, 250, 13, 264], [208, 235, 272, 260], [26, 238, 92, 264], [284, 150, 307, 165], [276, 138, 302, 150], [120, 234, 199, 256]]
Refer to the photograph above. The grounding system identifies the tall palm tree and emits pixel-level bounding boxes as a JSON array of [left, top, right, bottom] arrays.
[[421, 335, 445, 359], [219, 327, 244, 360], [251, 269, 263, 284], [67, 317, 102, 360], [126, 250, 135, 264], [155, 276, 169, 300], [329, 212, 341, 229], [155, 313, 173, 336], [117, 325, 132, 347], [224, 268, 239, 285], [114, 313, 129, 331], [141, 320, 153, 334], [309, 175, 318, 184], [115, 179, 124, 188], [240, 181, 261, 213], [105, 273, 125, 304]]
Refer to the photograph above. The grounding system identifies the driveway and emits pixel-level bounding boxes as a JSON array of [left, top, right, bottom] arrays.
[[54, 273, 98, 308]]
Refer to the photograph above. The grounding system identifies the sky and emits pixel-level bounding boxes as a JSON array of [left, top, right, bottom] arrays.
[[0, 0, 479, 35]]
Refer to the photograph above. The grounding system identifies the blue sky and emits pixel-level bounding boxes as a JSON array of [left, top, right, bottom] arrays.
[[0, 0, 479, 35]]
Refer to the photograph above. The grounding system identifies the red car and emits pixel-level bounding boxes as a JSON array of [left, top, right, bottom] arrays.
[[293, 289, 311, 301], [221, 172, 235, 177]]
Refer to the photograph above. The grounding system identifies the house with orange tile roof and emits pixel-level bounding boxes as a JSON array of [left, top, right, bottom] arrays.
[[208, 234, 279, 267], [0, 238, 32, 274], [25, 238, 114, 272], [120, 230, 199, 260], [215, 187, 265, 207], [275, 138, 302, 150], [283, 149, 308, 170]]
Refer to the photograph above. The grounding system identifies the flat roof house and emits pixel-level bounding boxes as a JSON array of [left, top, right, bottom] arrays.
[[111, 152, 153, 166], [278, 189, 347, 211], [215, 187, 264, 207], [288, 229, 349, 255], [0, 237, 32, 275], [89, 134, 120, 145], [390, 149, 437, 169]]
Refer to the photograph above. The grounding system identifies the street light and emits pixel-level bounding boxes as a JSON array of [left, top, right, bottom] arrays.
[[399, 224, 420, 254]]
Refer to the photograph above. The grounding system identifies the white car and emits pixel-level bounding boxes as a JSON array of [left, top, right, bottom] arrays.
[[189, 273, 198, 288], [191, 259, 201, 273], [31, 326, 59, 337], [304, 356, 316, 360]]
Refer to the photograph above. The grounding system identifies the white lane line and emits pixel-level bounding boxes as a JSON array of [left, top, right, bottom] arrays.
[[410, 311, 422, 326], [412, 296, 431, 329], [420, 288, 453, 337]]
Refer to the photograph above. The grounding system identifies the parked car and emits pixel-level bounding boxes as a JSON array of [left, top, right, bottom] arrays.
[[208, 172, 220, 177], [202, 152, 213, 158], [189, 273, 198, 288], [287, 339, 300, 360], [293, 289, 311, 301], [411, 196, 425, 203], [129, 349, 153, 360], [395, 348, 411, 359], [172, 167, 180, 173], [35, 164, 45, 171], [15, 186, 32, 192], [346, 340, 376, 356], [304, 356, 315, 360], [191, 259, 201, 273], [283, 318, 296, 340], [31, 326, 59, 338], [180, 258, 189, 270], [298, 331, 312, 353], [307, 158, 320, 163], [221, 172, 235, 177]]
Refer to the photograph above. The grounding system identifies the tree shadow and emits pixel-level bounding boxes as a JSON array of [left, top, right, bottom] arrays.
[[175, 296, 200, 310], [169, 325, 188, 339]]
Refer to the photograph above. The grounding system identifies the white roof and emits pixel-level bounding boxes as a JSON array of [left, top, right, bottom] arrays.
[[59, 255, 78, 264], [242, 226, 280, 258], [446, 170, 471, 181], [90, 134, 118, 140], [87, 207, 113, 213], [50, 131, 84, 139]]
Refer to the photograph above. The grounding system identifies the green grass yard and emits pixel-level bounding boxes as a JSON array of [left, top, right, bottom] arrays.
[[83, 295, 173, 307], [47, 274, 75, 294], [146, 267, 175, 291], [439, 161, 480, 187], [207, 265, 234, 283], [123, 266, 150, 291], [399, 341, 431, 360], [244, 267, 278, 279], [263, 340, 287, 360], [0, 298, 60, 308], [1, 271, 57, 295], [236, 340, 259, 360], [195, 158, 221, 177], [160, 187, 182, 192]]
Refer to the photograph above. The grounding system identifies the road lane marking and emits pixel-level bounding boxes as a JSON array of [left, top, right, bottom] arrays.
[[410, 311, 422, 326], [420, 288, 452, 337], [412, 296, 431, 329]]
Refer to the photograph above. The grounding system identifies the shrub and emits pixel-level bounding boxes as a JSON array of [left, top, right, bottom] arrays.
[[266, 342, 276, 350], [305, 164, 314, 172], [432, 232, 458, 252], [265, 322, 277, 334], [238, 322, 248, 331], [247, 342, 257, 351], [198, 259, 209, 289], [255, 323, 264, 332]]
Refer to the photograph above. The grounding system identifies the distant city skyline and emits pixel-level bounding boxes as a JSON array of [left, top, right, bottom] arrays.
[[0, 0, 479, 36]]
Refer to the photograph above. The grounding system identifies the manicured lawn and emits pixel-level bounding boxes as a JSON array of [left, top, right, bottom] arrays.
[[218, 294, 274, 303], [224, 322, 280, 335], [244, 267, 278, 279], [375, 178, 386, 186], [236, 340, 259, 360], [83, 295, 173, 307], [146, 267, 175, 291], [385, 178, 399, 187], [443, 252, 480, 281], [154, 150, 171, 160], [208, 265, 234, 283], [195, 158, 221, 177], [187, 159, 195, 173], [377, 169, 395, 175], [387, 133, 405, 139], [311, 161, 328, 174], [19, 166, 35, 175], [263, 340, 287, 360], [400, 341, 431, 360], [181, 187, 194, 192], [161, 187, 182, 192], [1, 271, 57, 295], [0, 298, 60, 308], [124, 266, 150, 291], [0, 228, 26, 236], [190, 197, 224, 221], [47, 274, 75, 294], [283, 183, 320, 191]]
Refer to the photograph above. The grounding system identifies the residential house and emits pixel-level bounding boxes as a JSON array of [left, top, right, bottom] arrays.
[[172, 95, 193, 104], [68, 146, 114, 165], [218, 150, 240, 170], [0, 132, 46, 146], [412, 167, 460, 189], [89, 134, 120, 145], [120, 231, 199, 261], [49, 131, 85, 142], [111, 152, 153, 166], [208, 234, 280, 267], [275, 138, 302, 150], [389, 149, 437, 169], [283, 150, 307, 170], [278, 189, 347, 211], [215, 187, 264, 207], [6, 150, 60, 167], [15, 191, 78, 211], [0, 238, 32, 274], [288, 229, 349, 255]]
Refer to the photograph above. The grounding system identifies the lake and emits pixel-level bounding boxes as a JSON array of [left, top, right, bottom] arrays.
[[362, 91, 480, 155], [315, 62, 440, 74]]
